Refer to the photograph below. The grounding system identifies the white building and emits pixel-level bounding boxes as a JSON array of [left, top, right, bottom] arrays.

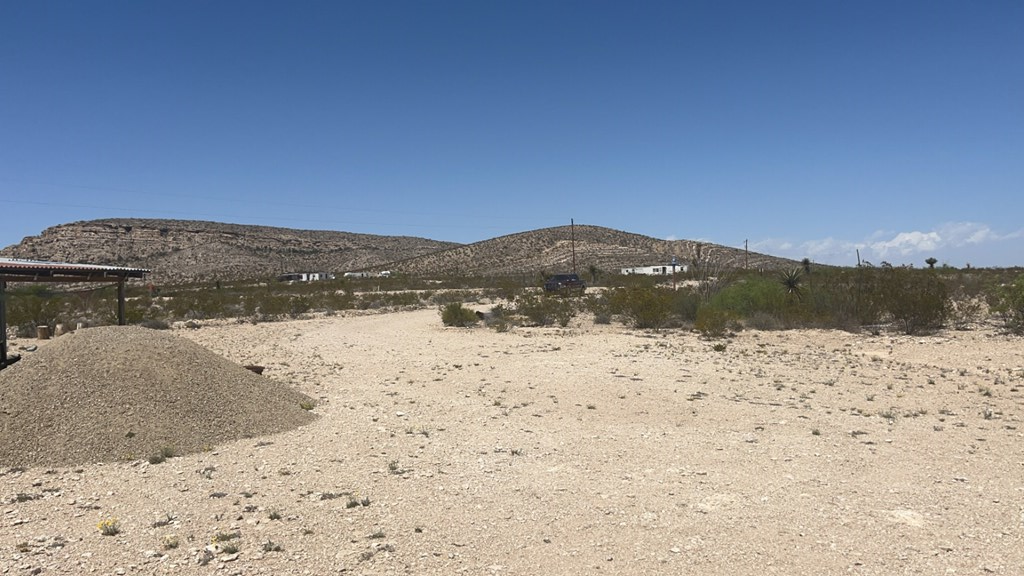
[[278, 272, 334, 282], [621, 264, 688, 276], [343, 271, 391, 279]]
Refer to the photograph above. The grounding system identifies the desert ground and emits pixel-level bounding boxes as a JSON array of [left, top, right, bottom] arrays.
[[2, 305, 1023, 575]]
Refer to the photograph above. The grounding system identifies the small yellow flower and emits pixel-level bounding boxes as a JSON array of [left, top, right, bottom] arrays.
[[98, 517, 121, 536]]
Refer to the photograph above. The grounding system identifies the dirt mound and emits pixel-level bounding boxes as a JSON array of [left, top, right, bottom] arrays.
[[0, 326, 317, 468]]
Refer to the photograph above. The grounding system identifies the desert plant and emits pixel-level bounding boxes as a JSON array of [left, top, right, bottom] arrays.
[[98, 517, 121, 536], [607, 286, 675, 329], [439, 302, 479, 327], [513, 292, 576, 327], [882, 268, 950, 334], [780, 268, 804, 302], [148, 446, 175, 465], [694, 307, 737, 339], [988, 273, 1024, 334], [213, 531, 241, 543], [262, 539, 283, 552], [948, 288, 985, 330]]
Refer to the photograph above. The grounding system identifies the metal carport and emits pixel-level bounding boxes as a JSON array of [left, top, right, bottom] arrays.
[[0, 258, 149, 369]]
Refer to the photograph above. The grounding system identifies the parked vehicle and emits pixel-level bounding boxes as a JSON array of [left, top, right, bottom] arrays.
[[543, 273, 586, 295]]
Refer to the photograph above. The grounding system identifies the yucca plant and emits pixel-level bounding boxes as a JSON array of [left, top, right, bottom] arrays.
[[780, 268, 804, 302]]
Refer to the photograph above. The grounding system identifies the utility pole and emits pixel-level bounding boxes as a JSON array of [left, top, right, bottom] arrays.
[[744, 239, 749, 269], [571, 219, 577, 274]]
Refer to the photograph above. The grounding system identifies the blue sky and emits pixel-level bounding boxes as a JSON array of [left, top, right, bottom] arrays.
[[2, 1, 1021, 267]]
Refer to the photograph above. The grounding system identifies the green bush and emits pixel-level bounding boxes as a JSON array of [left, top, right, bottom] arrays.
[[584, 294, 614, 324], [881, 268, 949, 334], [709, 276, 786, 318], [513, 292, 576, 327], [607, 286, 675, 329], [694, 307, 738, 339], [990, 273, 1024, 334], [440, 302, 479, 327], [670, 288, 701, 323], [5, 285, 65, 333]]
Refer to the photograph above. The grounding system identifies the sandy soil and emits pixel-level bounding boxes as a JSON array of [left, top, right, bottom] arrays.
[[2, 307, 1023, 575]]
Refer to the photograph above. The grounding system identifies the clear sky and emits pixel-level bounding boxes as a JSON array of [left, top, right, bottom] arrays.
[[2, 1, 1021, 267]]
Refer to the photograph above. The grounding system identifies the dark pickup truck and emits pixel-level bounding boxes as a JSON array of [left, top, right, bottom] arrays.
[[543, 273, 586, 295]]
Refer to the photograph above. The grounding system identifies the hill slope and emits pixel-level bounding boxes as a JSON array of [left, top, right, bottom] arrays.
[[0, 218, 460, 283], [1, 219, 800, 283], [381, 225, 797, 276]]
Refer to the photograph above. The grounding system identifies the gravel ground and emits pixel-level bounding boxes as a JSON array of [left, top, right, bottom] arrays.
[[1, 309, 1022, 575]]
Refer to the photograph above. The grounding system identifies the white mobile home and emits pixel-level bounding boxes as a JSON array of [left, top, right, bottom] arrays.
[[343, 271, 391, 279], [278, 272, 334, 282], [621, 264, 688, 276]]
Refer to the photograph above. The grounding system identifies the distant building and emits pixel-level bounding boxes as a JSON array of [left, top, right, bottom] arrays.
[[343, 271, 391, 279], [621, 264, 688, 276], [278, 272, 334, 282]]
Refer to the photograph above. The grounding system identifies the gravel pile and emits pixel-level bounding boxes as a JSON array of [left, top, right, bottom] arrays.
[[0, 326, 317, 468]]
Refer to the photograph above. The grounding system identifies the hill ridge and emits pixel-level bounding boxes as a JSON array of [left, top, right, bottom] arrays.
[[1, 219, 799, 283]]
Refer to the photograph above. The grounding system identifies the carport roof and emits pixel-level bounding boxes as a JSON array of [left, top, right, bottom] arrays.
[[0, 257, 148, 281]]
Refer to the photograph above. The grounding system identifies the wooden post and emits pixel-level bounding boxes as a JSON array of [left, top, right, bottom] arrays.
[[117, 278, 127, 326], [0, 280, 7, 367]]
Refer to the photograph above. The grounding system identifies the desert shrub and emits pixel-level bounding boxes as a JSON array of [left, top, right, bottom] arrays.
[[694, 307, 738, 339], [989, 273, 1024, 334], [490, 278, 525, 301], [584, 294, 614, 324], [307, 289, 355, 312], [428, 290, 478, 306], [709, 276, 786, 318], [5, 285, 65, 332], [670, 288, 701, 323], [607, 286, 675, 329], [881, 268, 950, 334], [745, 311, 783, 331], [440, 302, 479, 327], [803, 268, 886, 330], [355, 291, 422, 310], [481, 304, 512, 331], [165, 287, 241, 320], [947, 288, 985, 330], [513, 292, 576, 326]]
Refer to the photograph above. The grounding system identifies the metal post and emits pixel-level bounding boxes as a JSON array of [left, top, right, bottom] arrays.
[[117, 278, 127, 326], [0, 280, 7, 367]]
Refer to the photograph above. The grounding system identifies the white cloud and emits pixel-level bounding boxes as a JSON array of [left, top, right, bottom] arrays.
[[869, 230, 941, 257], [750, 222, 1023, 267], [749, 238, 793, 252]]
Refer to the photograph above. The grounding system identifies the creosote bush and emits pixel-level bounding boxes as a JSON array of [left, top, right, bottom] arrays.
[[882, 268, 949, 334], [513, 292, 577, 327], [607, 286, 676, 329], [695, 307, 738, 339], [440, 302, 479, 327], [989, 273, 1024, 334]]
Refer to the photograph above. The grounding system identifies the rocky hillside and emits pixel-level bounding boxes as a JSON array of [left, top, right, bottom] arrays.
[[379, 225, 798, 277], [0, 219, 459, 284], [1, 219, 800, 283]]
